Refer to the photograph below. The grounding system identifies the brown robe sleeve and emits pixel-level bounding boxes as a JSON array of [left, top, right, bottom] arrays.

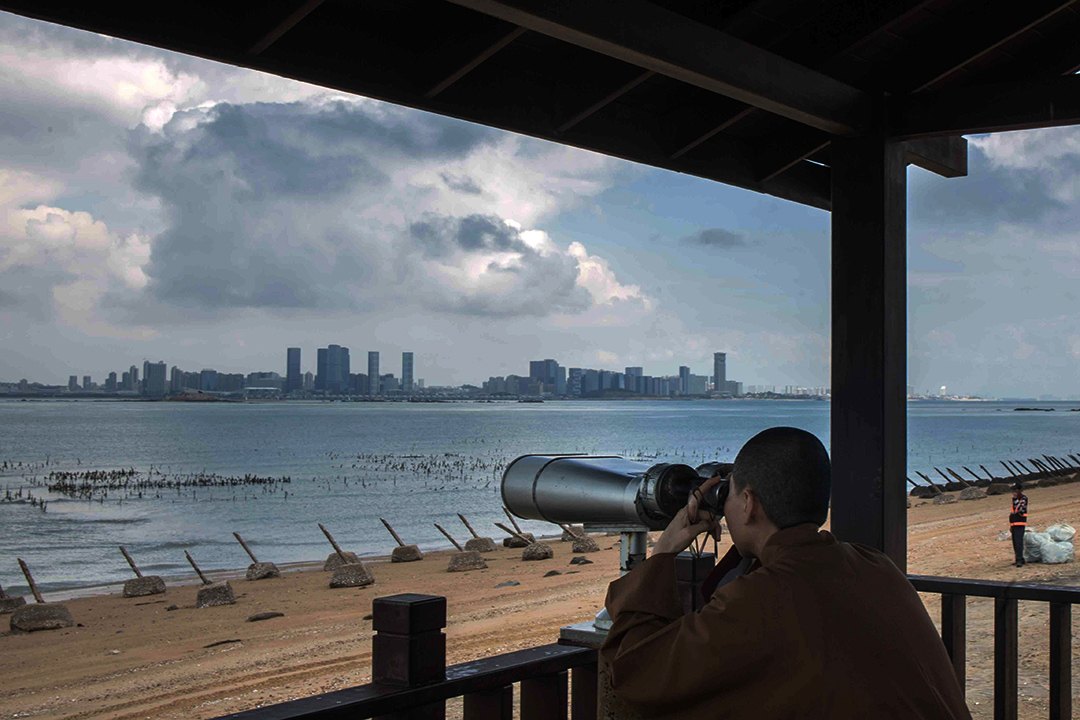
[[600, 552, 781, 713]]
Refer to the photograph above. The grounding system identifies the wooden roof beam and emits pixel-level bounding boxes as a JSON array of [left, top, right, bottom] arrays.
[[556, 70, 654, 133], [895, 75, 1080, 137], [247, 0, 327, 56], [443, 0, 872, 135], [904, 137, 967, 178], [425, 27, 527, 99]]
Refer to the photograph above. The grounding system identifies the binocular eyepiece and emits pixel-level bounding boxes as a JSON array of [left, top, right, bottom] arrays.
[[501, 455, 732, 531]]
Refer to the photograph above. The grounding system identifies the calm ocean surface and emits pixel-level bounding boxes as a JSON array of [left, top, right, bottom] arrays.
[[1, 399, 1078, 596]]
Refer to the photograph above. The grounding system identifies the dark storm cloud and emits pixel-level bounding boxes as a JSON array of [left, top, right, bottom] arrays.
[[125, 100, 592, 319], [681, 228, 747, 248]]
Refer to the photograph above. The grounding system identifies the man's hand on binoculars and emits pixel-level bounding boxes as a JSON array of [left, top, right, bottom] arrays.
[[654, 505, 717, 555], [688, 474, 725, 525]]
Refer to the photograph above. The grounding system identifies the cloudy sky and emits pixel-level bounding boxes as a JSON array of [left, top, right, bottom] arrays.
[[0, 12, 1077, 397]]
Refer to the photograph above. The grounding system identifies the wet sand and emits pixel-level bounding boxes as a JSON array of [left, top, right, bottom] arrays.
[[4, 482, 1080, 720]]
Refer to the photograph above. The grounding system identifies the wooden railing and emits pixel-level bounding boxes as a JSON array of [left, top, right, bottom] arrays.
[[213, 576, 1078, 720], [910, 575, 1080, 720], [216, 592, 597, 720]]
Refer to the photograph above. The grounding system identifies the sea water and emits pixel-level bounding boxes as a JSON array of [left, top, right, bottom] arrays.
[[1, 399, 1077, 596]]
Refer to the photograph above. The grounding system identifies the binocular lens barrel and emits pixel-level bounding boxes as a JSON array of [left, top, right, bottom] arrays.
[[501, 454, 730, 531]]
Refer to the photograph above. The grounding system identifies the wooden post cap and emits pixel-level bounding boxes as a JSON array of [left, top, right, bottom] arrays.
[[372, 594, 447, 635]]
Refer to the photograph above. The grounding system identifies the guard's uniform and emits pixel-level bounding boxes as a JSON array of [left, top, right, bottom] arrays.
[[1010, 493, 1029, 565]]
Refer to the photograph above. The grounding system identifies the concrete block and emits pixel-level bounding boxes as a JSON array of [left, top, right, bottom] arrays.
[[0, 596, 27, 614], [502, 533, 534, 548], [522, 543, 554, 561], [561, 525, 585, 542], [464, 537, 496, 553], [571, 536, 600, 553], [447, 551, 487, 572], [959, 487, 987, 501], [323, 552, 362, 571], [10, 603, 74, 632], [195, 581, 236, 608], [391, 545, 423, 563], [330, 563, 375, 588], [986, 483, 1012, 495], [245, 562, 281, 580], [123, 576, 166, 597], [932, 493, 958, 505]]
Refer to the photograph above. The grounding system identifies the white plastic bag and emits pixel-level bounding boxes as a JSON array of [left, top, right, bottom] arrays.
[[1048, 525, 1076, 542], [1024, 531, 1050, 562], [1042, 540, 1074, 564]]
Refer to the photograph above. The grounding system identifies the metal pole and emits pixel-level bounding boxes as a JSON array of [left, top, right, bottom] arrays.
[[318, 523, 349, 563], [184, 550, 211, 585], [18, 558, 44, 603], [233, 532, 260, 564], [119, 546, 143, 577], [380, 518, 406, 547], [434, 523, 464, 551]]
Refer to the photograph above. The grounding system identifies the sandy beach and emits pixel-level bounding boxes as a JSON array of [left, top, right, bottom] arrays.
[[4, 481, 1080, 720]]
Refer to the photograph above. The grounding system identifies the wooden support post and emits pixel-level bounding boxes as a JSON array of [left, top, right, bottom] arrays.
[[521, 670, 569, 720], [1049, 602, 1072, 720], [184, 550, 211, 585], [962, 466, 983, 483], [318, 523, 349, 563], [457, 513, 480, 539], [503, 507, 523, 534], [372, 593, 447, 720], [994, 597, 1018, 720], [1001, 461, 1017, 477], [1016, 460, 1033, 475], [380, 518, 407, 547], [570, 663, 598, 720], [119, 546, 142, 577], [495, 522, 531, 544], [434, 523, 464, 552], [463, 685, 513, 720], [17, 558, 43, 603], [941, 594, 966, 694], [980, 464, 997, 481], [232, 532, 260, 564], [915, 471, 944, 495], [831, 134, 907, 571], [945, 468, 971, 487]]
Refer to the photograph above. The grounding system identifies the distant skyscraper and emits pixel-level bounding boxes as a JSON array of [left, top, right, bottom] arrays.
[[82, 375, 92, 390], [170, 366, 183, 395], [121, 370, 131, 390], [713, 352, 726, 391], [368, 351, 380, 395], [529, 359, 565, 395], [679, 366, 690, 395], [144, 361, 167, 397], [130, 365, 139, 391], [286, 348, 301, 392], [568, 367, 583, 396], [402, 352, 414, 393], [200, 368, 218, 391], [303, 371, 314, 391], [106, 371, 117, 391], [315, 348, 328, 391], [327, 344, 343, 393], [68, 375, 78, 391]]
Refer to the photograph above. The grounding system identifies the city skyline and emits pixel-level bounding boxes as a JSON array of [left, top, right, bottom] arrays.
[[2, 14, 1079, 399]]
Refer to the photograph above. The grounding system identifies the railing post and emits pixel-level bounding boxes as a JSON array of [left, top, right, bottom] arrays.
[[571, 662, 598, 720], [372, 593, 448, 720], [940, 594, 966, 693], [521, 669, 569, 720], [463, 685, 513, 720], [994, 597, 1018, 720], [1049, 602, 1072, 720]]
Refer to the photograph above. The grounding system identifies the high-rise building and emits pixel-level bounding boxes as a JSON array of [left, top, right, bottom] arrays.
[[678, 366, 690, 395], [368, 351, 380, 395], [130, 365, 139, 391], [303, 371, 314, 391], [713, 353, 726, 391], [529, 359, 565, 395], [106, 371, 117, 391], [286, 348, 301, 392], [144, 361, 167, 398], [82, 375, 92, 390], [170, 366, 183, 395], [327, 344, 343, 393], [121, 371, 131, 390], [315, 348, 328, 391], [200, 369, 218, 391], [567, 368, 583, 396], [381, 374, 399, 392], [68, 375, 78, 390], [402, 352, 414, 393]]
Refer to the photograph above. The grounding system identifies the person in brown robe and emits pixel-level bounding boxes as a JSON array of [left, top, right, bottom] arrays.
[[601, 427, 972, 719]]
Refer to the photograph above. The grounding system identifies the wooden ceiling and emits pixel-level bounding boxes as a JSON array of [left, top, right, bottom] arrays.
[[4, 0, 1079, 209]]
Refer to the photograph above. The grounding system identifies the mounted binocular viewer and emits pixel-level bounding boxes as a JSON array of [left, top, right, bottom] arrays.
[[501, 455, 732, 532]]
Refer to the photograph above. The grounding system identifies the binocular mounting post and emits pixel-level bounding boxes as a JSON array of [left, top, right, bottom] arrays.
[[583, 524, 650, 632]]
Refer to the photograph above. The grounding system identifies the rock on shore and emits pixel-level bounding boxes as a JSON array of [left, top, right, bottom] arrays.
[[391, 545, 423, 563], [329, 563, 375, 588], [465, 537, 497, 553], [522, 543, 554, 561], [11, 603, 74, 632], [245, 562, 281, 581], [323, 552, 362, 571], [447, 551, 487, 572], [123, 576, 166, 598], [196, 582, 236, 608]]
